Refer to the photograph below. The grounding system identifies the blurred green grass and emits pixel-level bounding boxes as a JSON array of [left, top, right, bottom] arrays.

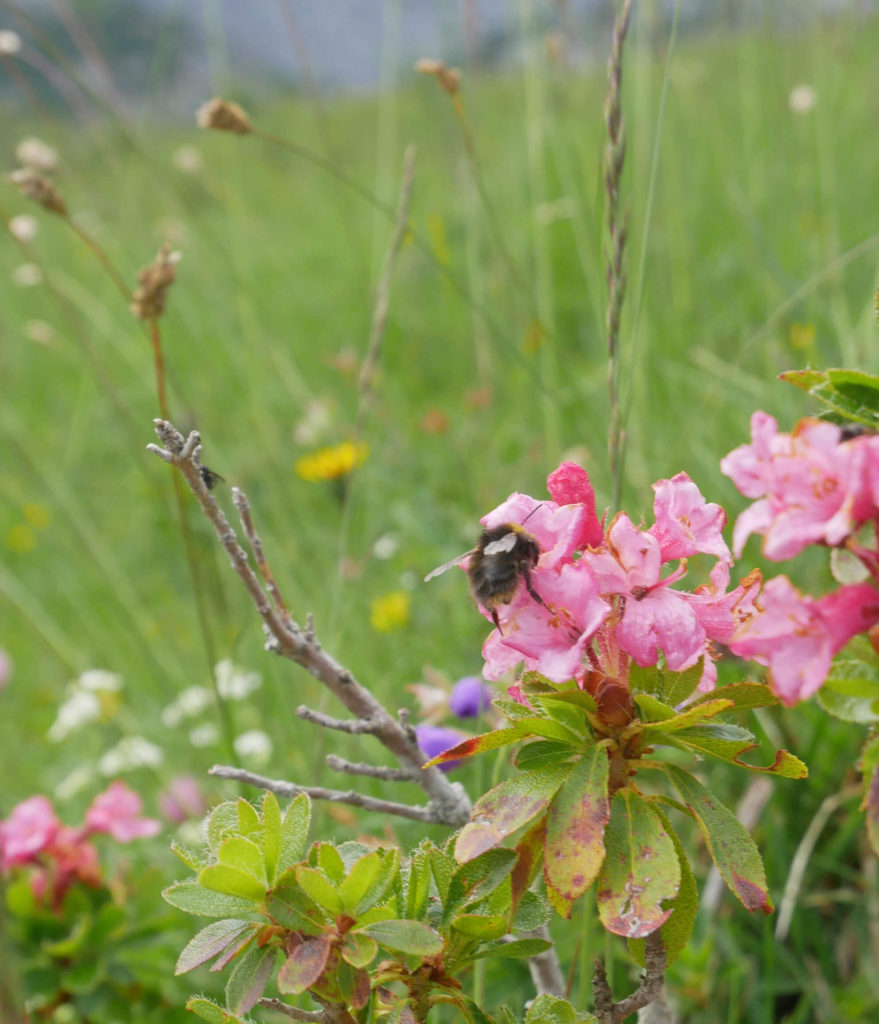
[[2, 6, 879, 1022]]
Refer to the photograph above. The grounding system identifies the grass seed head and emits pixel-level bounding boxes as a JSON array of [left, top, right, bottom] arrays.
[[8, 168, 66, 215], [196, 97, 252, 134], [130, 243, 181, 320], [415, 58, 461, 96]]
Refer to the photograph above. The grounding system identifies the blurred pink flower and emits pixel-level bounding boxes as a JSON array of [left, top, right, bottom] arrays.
[[0, 795, 59, 869], [649, 472, 731, 564], [0, 649, 11, 690], [158, 775, 207, 825], [721, 413, 878, 559], [546, 461, 604, 547], [729, 576, 879, 705], [84, 780, 161, 842]]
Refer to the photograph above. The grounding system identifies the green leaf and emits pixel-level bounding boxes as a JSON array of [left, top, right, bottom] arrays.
[[661, 659, 705, 707], [817, 661, 879, 723], [459, 996, 497, 1024], [628, 807, 698, 967], [218, 836, 266, 884], [512, 889, 548, 932], [207, 802, 241, 853], [337, 958, 371, 1010], [465, 937, 552, 962], [511, 817, 546, 918], [451, 913, 508, 939], [172, 840, 210, 871], [638, 698, 734, 733], [296, 866, 343, 917], [358, 918, 444, 956], [535, 689, 598, 714], [262, 791, 282, 885], [688, 682, 778, 711], [226, 945, 276, 1015], [277, 935, 333, 995], [534, 696, 589, 738], [339, 849, 399, 916], [42, 914, 91, 958], [779, 368, 827, 393], [199, 864, 267, 903], [315, 842, 346, 883], [175, 919, 255, 974], [665, 765, 772, 913], [826, 368, 879, 419], [429, 845, 455, 901], [525, 994, 594, 1024], [632, 693, 676, 723], [515, 740, 575, 772], [656, 725, 809, 778], [266, 873, 326, 934], [404, 844, 434, 920], [628, 663, 663, 698], [444, 848, 518, 925], [279, 794, 311, 874], [341, 931, 378, 968], [596, 792, 680, 938], [544, 745, 610, 904], [237, 798, 262, 839], [186, 997, 249, 1023], [424, 726, 528, 765], [164, 878, 258, 918], [861, 733, 879, 857], [455, 764, 573, 862]]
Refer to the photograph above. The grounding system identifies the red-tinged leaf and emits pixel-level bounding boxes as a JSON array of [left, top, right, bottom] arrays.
[[544, 745, 610, 902], [454, 764, 573, 863], [511, 817, 545, 917], [638, 698, 734, 733], [341, 931, 378, 968], [665, 765, 772, 914], [225, 944, 276, 1015], [657, 725, 809, 778], [175, 919, 255, 975], [779, 368, 827, 392], [628, 807, 698, 967], [423, 726, 527, 766], [338, 959, 371, 1010], [543, 873, 574, 919], [596, 792, 680, 938], [211, 928, 259, 972], [689, 682, 779, 711], [277, 935, 333, 995]]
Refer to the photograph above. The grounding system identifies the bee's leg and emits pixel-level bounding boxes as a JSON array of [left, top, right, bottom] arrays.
[[522, 565, 546, 609], [491, 608, 504, 636]]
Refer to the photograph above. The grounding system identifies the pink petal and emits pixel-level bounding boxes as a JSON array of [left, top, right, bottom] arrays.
[[85, 780, 161, 843], [0, 795, 60, 868], [546, 462, 604, 547], [649, 472, 731, 564]]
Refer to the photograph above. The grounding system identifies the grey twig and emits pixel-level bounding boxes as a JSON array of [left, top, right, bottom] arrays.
[[208, 765, 458, 825], [257, 999, 327, 1022], [326, 754, 417, 782], [593, 930, 666, 1024], [233, 487, 293, 626], [148, 418, 472, 828], [524, 924, 566, 998], [297, 705, 380, 734]]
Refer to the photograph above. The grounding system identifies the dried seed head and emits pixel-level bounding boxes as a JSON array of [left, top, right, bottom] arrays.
[[16, 137, 58, 173], [130, 244, 181, 321], [8, 168, 66, 215], [415, 58, 461, 96], [196, 97, 252, 135]]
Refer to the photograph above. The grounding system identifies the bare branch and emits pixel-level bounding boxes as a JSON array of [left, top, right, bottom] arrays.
[[147, 418, 472, 828], [297, 705, 380, 734], [233, 487, 293, 625], [257, 999, 327, 1022], [326, 753, 417, 782], [209, 764, 460, 825], [524, 924, 566, 998], [593, 931, 667, 1024]]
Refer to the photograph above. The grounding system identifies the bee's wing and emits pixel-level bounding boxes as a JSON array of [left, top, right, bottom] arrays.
[[483, 532, 518, 556], [424, 549, 474, 583]]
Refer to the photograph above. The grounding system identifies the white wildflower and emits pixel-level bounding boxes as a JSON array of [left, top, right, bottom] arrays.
[[162, 685, 211, 727], [24, 320, 54, 345], [189, 723, 220, 748], [99, 736, 163, 775], [48, 689, 101, 742], [55, 764, 95, 801], [234, 730, 272, 764], [172, 145, 203, 174], [13, 263, 42, 287], [78, 669, 123, 692], [372, 533, 398, 560], [789, 84, 817, 115], [215, 659, 261, 700], [0, 30, 21, 55], [8, 214, 38, 242], [16, 137, 58, 173]]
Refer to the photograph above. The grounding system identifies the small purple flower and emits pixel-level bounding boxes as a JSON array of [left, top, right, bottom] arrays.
[[448, 676, 492, 718], [415, 724, 466, 772]]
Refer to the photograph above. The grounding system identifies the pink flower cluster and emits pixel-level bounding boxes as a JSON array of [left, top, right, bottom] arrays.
[[472, 432, 879, 708], [721, 413, 879, 703], [0, 781, 160, 910], [478, 462, 747, 700]]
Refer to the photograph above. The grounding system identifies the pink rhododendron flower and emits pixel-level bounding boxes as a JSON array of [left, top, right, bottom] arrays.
[[721, 413, 877, 559], [0, 795, 59, 869], [84, 780, 161, 842], [649, 472, 731, 564], [583, 513, 707, 671], [729, 577, 879, 705], [546, 461, 604, 547], [482, 561, 610, 682], [158, 775, 207, 825]]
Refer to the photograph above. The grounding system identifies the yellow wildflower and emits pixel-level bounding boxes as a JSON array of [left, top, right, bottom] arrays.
[[295, 441, 368, 482], [370, 591, 411, 633], [6, 525, 35, 553], [23, 503, 50, 528]]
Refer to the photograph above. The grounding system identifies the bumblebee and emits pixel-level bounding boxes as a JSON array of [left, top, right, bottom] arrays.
[[425, 522, 546, 632]]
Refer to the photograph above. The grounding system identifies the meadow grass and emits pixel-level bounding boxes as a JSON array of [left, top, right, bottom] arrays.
[[2, 7, 879, 1021]]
